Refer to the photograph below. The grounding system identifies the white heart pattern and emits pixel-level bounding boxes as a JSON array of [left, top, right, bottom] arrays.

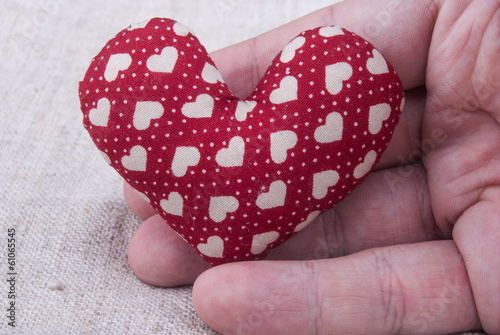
[[104, 53, 132, 82], [127, 19, 150, 31], [312, 170, 340, 199], [160, 192, 183, 216], [173, 22, 192, 36], [256, 180, 287, 210], [368, 103, 391, 134], [181, 94, 214, 118], [354, 150, 377, 179], [147, 46, 178, 73], [280, 36, 306, 63], [216, 136, 245, 167], [89, 98, 111, 127], [270, 131, 298, 164], [197, 236, 224, 258], [234, 100, 257, 122], [325, 62, 353, 95], [209, 196, 239, 223], [171, 146, 200, 177], [367, 49, 389, 75], [133, 101, 164, 130], [121, 145, 147, 171], [202, 63, 224, 84], [319, 26, 344, 37], [269, 76, 298, 104], [314, 112, 343, 143]]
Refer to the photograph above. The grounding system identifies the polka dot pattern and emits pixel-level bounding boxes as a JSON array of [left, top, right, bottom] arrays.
[[79, 18, 404, 266]]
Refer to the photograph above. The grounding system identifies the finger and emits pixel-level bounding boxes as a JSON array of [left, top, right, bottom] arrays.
[[127, 214, 210, 287], [210, 0, 437, 98], [123, 181, 157, 220], [193, 240, 480, 335], [453, 188, 500, 334]]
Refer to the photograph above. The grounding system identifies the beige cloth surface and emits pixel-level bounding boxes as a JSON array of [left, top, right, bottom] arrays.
[[0, 1, 486, 334], [1, 1, 333, 334]]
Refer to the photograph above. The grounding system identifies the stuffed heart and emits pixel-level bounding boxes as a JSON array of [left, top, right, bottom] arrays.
[[79, 18, 403, 266]]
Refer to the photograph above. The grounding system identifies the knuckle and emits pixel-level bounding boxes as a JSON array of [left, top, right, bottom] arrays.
[[370, 248, 407, 334]]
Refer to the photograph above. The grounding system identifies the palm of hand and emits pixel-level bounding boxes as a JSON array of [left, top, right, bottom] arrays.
[[124, 1, 500, 334], [423, 4, 500, 331]]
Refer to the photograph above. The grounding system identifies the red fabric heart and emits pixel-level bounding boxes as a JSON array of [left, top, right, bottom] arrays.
[[79, 18, 403, 266]]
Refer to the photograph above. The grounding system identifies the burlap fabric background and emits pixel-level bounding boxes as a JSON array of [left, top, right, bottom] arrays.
[[0, 0, 487, 334]]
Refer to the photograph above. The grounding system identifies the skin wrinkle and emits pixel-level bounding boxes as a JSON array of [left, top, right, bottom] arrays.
[[331, 208, 347, 257], [426, 9, 474, 112], [428, 3, 499, 116], [333, 201, 358, 256], [439, 130, 499, 224], [424, 0, 440, 29], [421, 175, 444, 242], [309, 209, 342, 260], [412, 164, 442, 241], [434, 0, 470, 38], [453, 205, 497, 332], [423, 120, 498, 230], [393, 163, 433, 241], [259, 261, 322, 334], [402, 93, 417, 164], [479, 185, 500, 205], [320, 209, 341, 259], [306, 260, 323, 335], [314, 213, 330, 260], [472, 5, 500, 116], [372, 247, 406, 334]]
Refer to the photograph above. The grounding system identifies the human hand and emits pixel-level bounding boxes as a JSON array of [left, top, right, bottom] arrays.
[[124, 0, 500, 333]]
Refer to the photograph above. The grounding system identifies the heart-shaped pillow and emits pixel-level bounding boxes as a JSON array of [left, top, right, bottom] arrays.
[[79, 18, 403, 266]]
